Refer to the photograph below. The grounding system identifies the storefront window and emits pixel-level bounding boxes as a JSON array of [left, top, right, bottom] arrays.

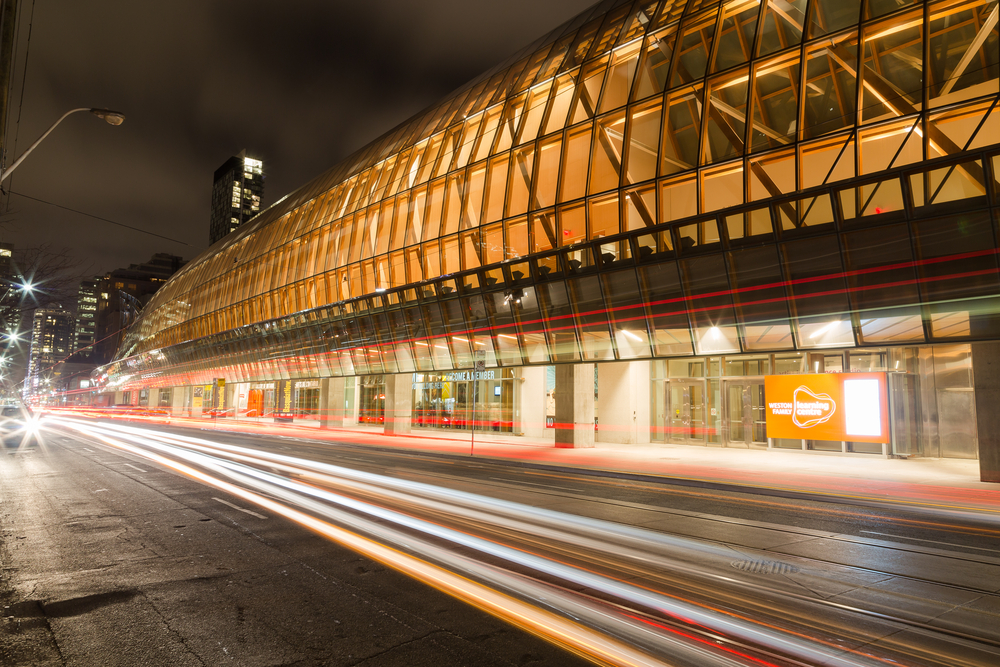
[[412, 369, 516, 432]]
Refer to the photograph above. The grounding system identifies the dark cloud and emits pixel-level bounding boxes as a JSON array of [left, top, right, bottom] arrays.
[[0, 0, 595, 274]]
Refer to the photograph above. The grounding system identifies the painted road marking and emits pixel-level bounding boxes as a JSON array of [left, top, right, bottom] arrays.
[[124, 463, 147, 473], [861, 530, 1000, 554], [213, 497, 268, 520]]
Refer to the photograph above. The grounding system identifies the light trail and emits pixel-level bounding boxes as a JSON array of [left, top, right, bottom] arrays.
[[47, 417, 1000, 667]]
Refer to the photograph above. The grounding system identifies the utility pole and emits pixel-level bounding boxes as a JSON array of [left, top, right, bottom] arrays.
[[0, 0, 19, 166]]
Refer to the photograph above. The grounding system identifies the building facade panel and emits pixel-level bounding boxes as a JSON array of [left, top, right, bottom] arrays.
[[91, 0, 1000, 464]]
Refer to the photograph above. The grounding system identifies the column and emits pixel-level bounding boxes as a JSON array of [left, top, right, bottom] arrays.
[[171, 386, 186, 418], [344, 377, 360, 426], [554, 363, 594, 448], [972, 341, 1000, 482], [383, 373, 412, 436], [519, 366, 547, 437], [320, 378, 346, 429], [596, 360, 651, 445]]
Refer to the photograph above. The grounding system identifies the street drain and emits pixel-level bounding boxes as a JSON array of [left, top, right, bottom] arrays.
[[731, 559, 799, 575]]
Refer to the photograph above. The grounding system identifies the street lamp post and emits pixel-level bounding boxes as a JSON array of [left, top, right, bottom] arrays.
[[0, 107, 125, 183]]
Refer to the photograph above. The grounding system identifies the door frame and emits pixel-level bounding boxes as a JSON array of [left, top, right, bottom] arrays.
[[666, 378, 707, 445], [721, 376, 767, 448]]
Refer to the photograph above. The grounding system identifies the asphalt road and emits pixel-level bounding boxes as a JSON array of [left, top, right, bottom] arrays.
[[4, 418, 1000, 666], [0, 426, 594, 667]]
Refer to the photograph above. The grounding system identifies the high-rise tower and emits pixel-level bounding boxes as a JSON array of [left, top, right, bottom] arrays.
[[209, 150, 263, 245]]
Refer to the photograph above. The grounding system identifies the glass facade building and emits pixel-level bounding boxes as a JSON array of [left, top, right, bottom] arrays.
[[93, 0, 1000, 467]]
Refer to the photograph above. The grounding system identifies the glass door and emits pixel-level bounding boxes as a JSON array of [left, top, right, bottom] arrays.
[[722, 378, 767, 448], [667, 379, 706, 445]]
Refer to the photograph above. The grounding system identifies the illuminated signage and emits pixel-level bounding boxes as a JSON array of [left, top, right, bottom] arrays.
[[764, 373, 889, 443]]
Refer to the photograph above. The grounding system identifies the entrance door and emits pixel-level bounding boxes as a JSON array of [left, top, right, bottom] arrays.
[[247, 390, 263, 417], [723, 378, 767, 448], [667, 379, 706, 444]]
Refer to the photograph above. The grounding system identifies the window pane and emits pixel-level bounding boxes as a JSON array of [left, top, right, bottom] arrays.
[[750, 52, 800, 152], [626, 100, 661, 184], [704, 70, 750, 164], [842, 224, 925, 343]]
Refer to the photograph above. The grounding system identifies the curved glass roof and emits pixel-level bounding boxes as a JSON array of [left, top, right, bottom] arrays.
[[120, 0, 999, 361]]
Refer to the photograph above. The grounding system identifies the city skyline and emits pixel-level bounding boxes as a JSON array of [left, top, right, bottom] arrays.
[[0, 0, 594, 278]]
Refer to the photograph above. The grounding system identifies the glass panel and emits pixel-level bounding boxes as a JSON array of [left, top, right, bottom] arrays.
[[559, 202, 588, 246], [543, 71, 577, 135], [750, 51, 800, 152], [626, 99, 662, 184], [808, 0, 861, 38], [639, 261, 695, 355], [928, 0, 1000, 107], [484, 154, 509, 223], [776, 192, 836, 231], [838, 177, 905, 220], [725, 206, 774, 241], [781, 236, 854, 347], [910, 158, 988, 209], [568, 274, 615, 360], [624, 185, 657, 231], [702, 162, 744, 212], [589, 192, 621, 240], [712, 0, 761, 73], [518, 82, 551, 146], [634, 25, 678, 101], [599, 41, 641, 113], [531, 210, 557, 253], [858, 116, 922, 174], [485, 290, 521, 365], [602, 268, 652, 359], [729, 245, 795, 349], [560, 123, 592, 202], [465, 162, 486, 228], [678, 219, 722, 251], [914, 211, 1000, 338], [590, 111, 627, 194], [704, 69, 750, 164], [537, 280, 580, 361], [661, 84, 703, 176], [506, 217, 529, 259], [861, 11, 924, 124], [682, 255, 741, 353], [534, 135, 561, 209], [671, 10, 718, 87], [757, 0, 806, 57], [571, 57, 609, 124], [928, 99, 996, 159], [800, 133, 856, 188], [749, 149, 795, 201], [842, 224, 925, 343], [802, 31, 859, 139], [660, 174, 699, 221], [508, 146, 534, 217], [512, 286, 549, 364]]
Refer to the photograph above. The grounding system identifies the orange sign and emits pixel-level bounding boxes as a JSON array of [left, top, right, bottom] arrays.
[[764, 373, 889, 443]]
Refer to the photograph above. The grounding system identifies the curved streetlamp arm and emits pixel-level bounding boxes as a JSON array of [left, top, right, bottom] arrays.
[[0, 107, 124, 183]]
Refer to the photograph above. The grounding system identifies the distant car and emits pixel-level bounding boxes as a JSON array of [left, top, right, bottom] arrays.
[[0, 404, 40, 447]]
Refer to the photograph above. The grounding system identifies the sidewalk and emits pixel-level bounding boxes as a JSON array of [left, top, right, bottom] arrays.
[[178, 416, 1000, 516]]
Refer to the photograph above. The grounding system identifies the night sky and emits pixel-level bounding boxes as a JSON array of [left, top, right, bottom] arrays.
[[1, 0, 595, 277]]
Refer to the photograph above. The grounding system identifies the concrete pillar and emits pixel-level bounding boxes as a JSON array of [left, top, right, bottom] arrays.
[[554, 363, 595, 448], [320, 378, 347, 429], [344, 376, 360, 426], [972, 342, 1000, 482], [596, 360, 651, 445], [171, 386, 186, 418], [520, 366, 547, 437], [384, 373, 412, 436]]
